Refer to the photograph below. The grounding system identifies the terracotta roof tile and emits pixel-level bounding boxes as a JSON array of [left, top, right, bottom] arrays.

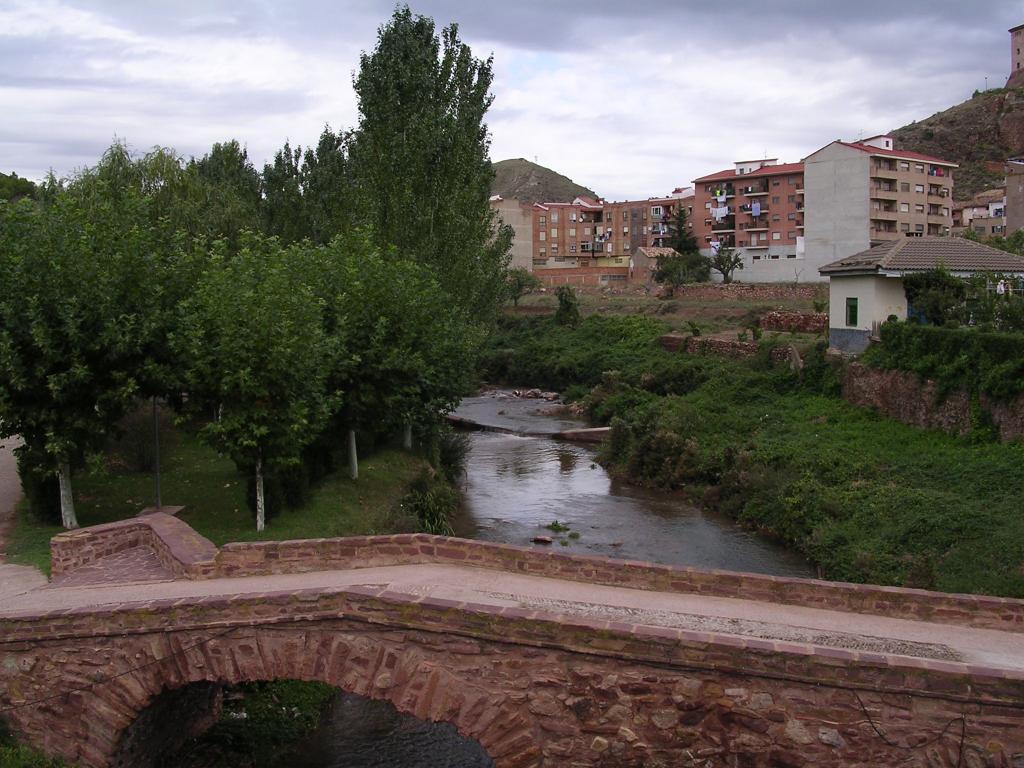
[[694, 162, 804, 184], [819, 237, 1024, 275], [838, 142, 957, 166]]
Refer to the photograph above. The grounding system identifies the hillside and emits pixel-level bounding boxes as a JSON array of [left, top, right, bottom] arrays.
[[892, 87, 1024, 200], [492, 158, 597, 204]]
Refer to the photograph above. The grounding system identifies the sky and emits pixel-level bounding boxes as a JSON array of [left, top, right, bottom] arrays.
[[1, 0, 1022, 200]]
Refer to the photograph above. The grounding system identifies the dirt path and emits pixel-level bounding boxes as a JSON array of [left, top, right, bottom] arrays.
[[0, 437, 48, 597]]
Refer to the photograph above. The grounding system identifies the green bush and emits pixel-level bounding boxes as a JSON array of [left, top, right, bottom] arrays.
[[863, 322, 1024, 400]]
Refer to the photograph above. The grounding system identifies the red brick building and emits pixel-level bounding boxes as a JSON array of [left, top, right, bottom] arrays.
[[692, 160, 805, 269]]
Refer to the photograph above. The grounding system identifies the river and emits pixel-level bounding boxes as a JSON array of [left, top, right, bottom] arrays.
[[196, 391, 812, 766]]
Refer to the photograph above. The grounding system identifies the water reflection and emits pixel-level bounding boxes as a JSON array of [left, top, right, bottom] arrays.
[[280, 693, 493, 768]]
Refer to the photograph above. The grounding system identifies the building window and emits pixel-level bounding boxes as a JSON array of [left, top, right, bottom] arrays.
[[551, 243, 558, 251], [539, 216, 546, 225], [772, 196, 780, 204], [570, 212, 577, 222], [900, 162, 910, 171], [771, 214, 780, 221], [651, 206, 663, 217], [915, 204, 924, 213], [900, 203, 909, 212], [772, 179, 781, 186], [915, 164, 924, 173], [901, 182, 910, 192], [622, 226, 629, 234], [584, 227, 591, 236], [789, 176, 797, 185], [623, 211, 628, 221], [539, 231, 546, 241], [787, 195, 795, 203], [787, 230, 796, 239], [642, 225, 648, 235], [915, 224, 924, 232], [915, 184, 925, 193], [900, 223, 910, 232], [845, 298, 858, 327], [787, 212, 796, 220], [570, 243, 577, 253], [550, 228, 557, 238], [568, 227, 576, 237], [539, 248, 546, 258], [552, 212, 559, 223], [606, 243, 612, 253], [623, 242, 630, 251], [772, 232, 781, 240]]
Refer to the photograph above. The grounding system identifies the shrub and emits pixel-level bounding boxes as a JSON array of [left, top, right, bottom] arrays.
[[554, 286, 580, 327], [401, 472, 458, 535]]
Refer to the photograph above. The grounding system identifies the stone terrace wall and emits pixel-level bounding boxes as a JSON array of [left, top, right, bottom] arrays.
[[2, 584, 1024, 767], [670, 284, 824, 301], [55, 515, 1024, 633], [658, 335, 792, 364], [843, 363, 1024, 442], [759, 311, 827, 333]]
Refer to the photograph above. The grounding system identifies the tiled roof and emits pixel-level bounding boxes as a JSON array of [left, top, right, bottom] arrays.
[[636, 247, 679, 258], [820, 237, 1024, 275], [837, 142, 957, 166], [694, 162, 804, 184]]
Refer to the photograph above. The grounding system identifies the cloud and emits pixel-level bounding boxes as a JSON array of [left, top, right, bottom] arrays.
[[0, 0, 1019, 198]]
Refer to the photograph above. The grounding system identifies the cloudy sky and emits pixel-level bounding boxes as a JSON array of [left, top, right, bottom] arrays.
[[1, 0, 1021, 200]]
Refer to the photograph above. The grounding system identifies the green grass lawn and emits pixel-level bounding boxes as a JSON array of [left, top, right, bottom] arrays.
[[5, 430, 427, 574]]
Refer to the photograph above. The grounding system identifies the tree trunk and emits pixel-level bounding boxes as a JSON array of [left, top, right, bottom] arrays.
[[57, 460, 78, 530], [255, 456, 265, 532], [348, 429, 358, 480], [403, 422, 413, 451]]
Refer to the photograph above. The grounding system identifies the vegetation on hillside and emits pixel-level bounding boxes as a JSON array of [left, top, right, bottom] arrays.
[[482, 315, 1024, 597], [892, 87, 1024, 199], [491, 158, 597, 204], [0, 171, 35, 202]]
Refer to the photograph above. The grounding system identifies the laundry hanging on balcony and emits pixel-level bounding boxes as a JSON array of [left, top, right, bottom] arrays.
[[711, 206, 730, 222], [751, 202, 761, 217]]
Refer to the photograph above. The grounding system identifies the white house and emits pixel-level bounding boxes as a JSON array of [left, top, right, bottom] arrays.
[[819, 237, 1024, 353]]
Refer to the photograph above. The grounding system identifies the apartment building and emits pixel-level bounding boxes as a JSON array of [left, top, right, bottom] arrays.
[[691, 159, 807, 281], [531, 194, 687, 274], [803, 135, 956, 273], [1005, 159, 1024, 236], [488, 195, 534, 270], [952, 189, 1006, 236]]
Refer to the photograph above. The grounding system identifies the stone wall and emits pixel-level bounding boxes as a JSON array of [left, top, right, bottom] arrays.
[[2, 582, 1023, 767], [658, 335, 792, 364], [842, 363, 1024, 442], [535, 267, 630, 287], [667, 284, 825, 301], [48, 516, 1024, 633], [758, 311, 827, 333]]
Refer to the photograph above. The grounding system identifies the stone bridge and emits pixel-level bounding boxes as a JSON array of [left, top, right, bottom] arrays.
[[1, 513, 1023, 767]]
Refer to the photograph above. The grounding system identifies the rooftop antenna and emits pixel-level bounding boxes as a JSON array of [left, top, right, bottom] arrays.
[[985, 75, 989, 91]]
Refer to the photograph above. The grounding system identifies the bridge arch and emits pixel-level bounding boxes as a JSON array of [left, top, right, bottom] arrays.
[[35, 623, 535, 768]]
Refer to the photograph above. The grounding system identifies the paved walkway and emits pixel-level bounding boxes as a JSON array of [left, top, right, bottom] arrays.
[[0, 437, 47, 600], [3, 559, 1022, 672]]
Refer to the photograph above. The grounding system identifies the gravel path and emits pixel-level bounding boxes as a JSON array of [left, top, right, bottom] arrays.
[[0, 437, 48, 598]]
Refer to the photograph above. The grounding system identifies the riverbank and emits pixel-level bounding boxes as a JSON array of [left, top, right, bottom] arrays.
[[482, 315, 1024, 597]]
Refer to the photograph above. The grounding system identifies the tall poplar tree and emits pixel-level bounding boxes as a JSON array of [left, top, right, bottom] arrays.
[[350, 5, 511, 322]]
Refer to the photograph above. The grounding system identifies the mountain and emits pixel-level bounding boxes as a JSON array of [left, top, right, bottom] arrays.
[[892, 87, 1024, 200], [491, 158, 597, 204]]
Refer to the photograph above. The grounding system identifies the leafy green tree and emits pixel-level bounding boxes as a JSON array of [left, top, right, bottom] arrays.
[[652, 251, 710, 293], [262, 141, 312, 245], [708, 245, 744, 284], [0, 171, 35, 202], [667, 205, 699, 255], [903, 268, 967, 325], [174, 235, 336, 531], [190, 140, 263, 251], [301, 127, 356, 244], [318, 235, 480, 478], [350, 5, 511, 322], [0, 192, 193, 528], [507, 267, 541, 306]]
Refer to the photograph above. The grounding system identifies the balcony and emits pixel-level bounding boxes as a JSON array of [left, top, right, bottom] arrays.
[[709, 184, 735, 199], [712, 220, 736, 233], [739, 203, 771, 214], [745, 243, 770, 250], [745, 224, 770, 232], [928, 187, 950, 198], [870, 210, 898, 221], [740, 185, 769, 196]]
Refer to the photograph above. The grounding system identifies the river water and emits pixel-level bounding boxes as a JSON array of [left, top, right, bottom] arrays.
[[203, 391, 812, 766]]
